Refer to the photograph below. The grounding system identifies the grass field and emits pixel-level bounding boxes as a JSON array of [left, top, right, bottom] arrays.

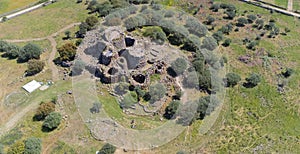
[[0, 0, 88, 39], [294, 0, 300, 11], [0, 0, 38, 15]]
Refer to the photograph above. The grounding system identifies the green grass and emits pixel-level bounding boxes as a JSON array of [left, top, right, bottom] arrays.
[[294, 0, 300, 11], [0, 0, 88, 39], [0, 0, 38, 15]]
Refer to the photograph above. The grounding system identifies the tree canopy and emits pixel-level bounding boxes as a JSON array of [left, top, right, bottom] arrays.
[[24, 137, 41, 154], [26, 59, 45, 76], [58, 42, 77, 61], [18, 43, 42, 62], [42, 112, 62, 131]]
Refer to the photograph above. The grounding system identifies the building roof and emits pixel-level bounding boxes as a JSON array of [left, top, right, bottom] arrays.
[[22, 80, 41, 93]]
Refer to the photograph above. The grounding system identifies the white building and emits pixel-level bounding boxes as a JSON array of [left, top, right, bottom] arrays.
[[22, 80, 41, 93]]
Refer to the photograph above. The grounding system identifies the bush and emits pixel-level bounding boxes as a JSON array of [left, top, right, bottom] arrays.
[[121, 91, 138, 108], [77, 22, 88, 38], [90, 102, 102, 113], [181, 35, 201, 52], [247, 14, 257, 23], [129, 0, 150, 4], [164, 100, 180, 119], [58, 42, 77, 61], [222, 38, 231, 47], [142, 9, 163, 25], [183, 71, 199, 88], [24, 137, 41, 154], [164, 10, 174, 18], [168, 25, 189, 46], [212, 31, 224, 43], [124, 15, 146, 30], [93, 1, 113, 17], [149, 83, 166, 103], [7, 141, 25, 154], [104, 16, 122, 26], [26, 59, 45, 76], [206, 16, 215, 25], [0, 40, 10, 52], [225, 73, 241, 87], [219, 23, 233, 35], [18, 43, 42, 62], [282, 68, 293, 78], [98, 143, 116, 154], [246, 41, 258, 50], [42, 112, 62, 131], [201, 36, 218, 51], [34, 102, 55, 120], [237, 17, 248, 27], [170, 58, 188, 76], [255, 19, 264, 29], [85, 16, 98, 29], [225, 10, 236, 20], [185, 17, 207, 37], [210, 4, 220, 12], [245, 73, 261, 87], [142, 26, 167, 45], [4, 44, 20, 59]]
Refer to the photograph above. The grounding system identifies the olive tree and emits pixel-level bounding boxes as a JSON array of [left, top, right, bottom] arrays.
[[245, 73, 261, 87], [18, 43, 42, 62], [26, 59, 45, 76], [98, 143, 116, 154], [42, 112, 62, 131], [24, 137, 41, 154], [225, 72, 241, 87], [149, 83, 166, 103]]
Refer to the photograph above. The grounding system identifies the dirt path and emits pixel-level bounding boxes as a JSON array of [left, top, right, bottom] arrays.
[[288, 0, 293, 11], [5, 22, 80, 82]]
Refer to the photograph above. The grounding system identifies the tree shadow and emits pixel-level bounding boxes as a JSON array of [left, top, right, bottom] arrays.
[[243, 82, 256, 88]]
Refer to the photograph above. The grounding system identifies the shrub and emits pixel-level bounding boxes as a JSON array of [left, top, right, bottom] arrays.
[[34, 102, 55, 120], [219, 23, 233, 35], [142, 26, 167, 45], [237, 17, 248, 27], [168, 25, 189, 46], [104, 16, 122, 26], [170, 58, 188, 76], [225, 73, 241, 87], [98, 143, 116, 154], [58, 42, 77, 61], [18, 43, 42, 62], [206, 16, 215, 25], [149, 83, 166, 103], [121, 91, 138, 108], [185, 17, 207, 37], [198, 68, 212, 91], [210, 4, 220, 12], [85, 16, 98, 29], [164, 100, 180, 119], [0, 40, 10, 52], [77, 22, 88, 38], [24, 137, 41, 154], [245, 73, 261, 87], [247, 14, 257, 23], [129, 0, 150, 4], [196, 96, 210, 119], [212, 31, 224, 43], [115, 82, 129, 95], [181, 35, 201, 52], [183, 71, 199, 88], [26, 59, 45, 76], [201, 36, 218, 51], [42, 112, 62, 131], [282, 68, 293, 78], [160, 19, 176, 35], [94, 1, 113, 17], [246, 41, 258, 50], [142, 9, 163, 25], [124, 15, 146, 30], [164, 10, 174, 18], [90, 102, 102, 113], [255, 19, 264, 29], [5, 44, 20, 59], [225, 10, 236, 20], [7, 141, 25, 154], [222, 38, 231, 47]]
